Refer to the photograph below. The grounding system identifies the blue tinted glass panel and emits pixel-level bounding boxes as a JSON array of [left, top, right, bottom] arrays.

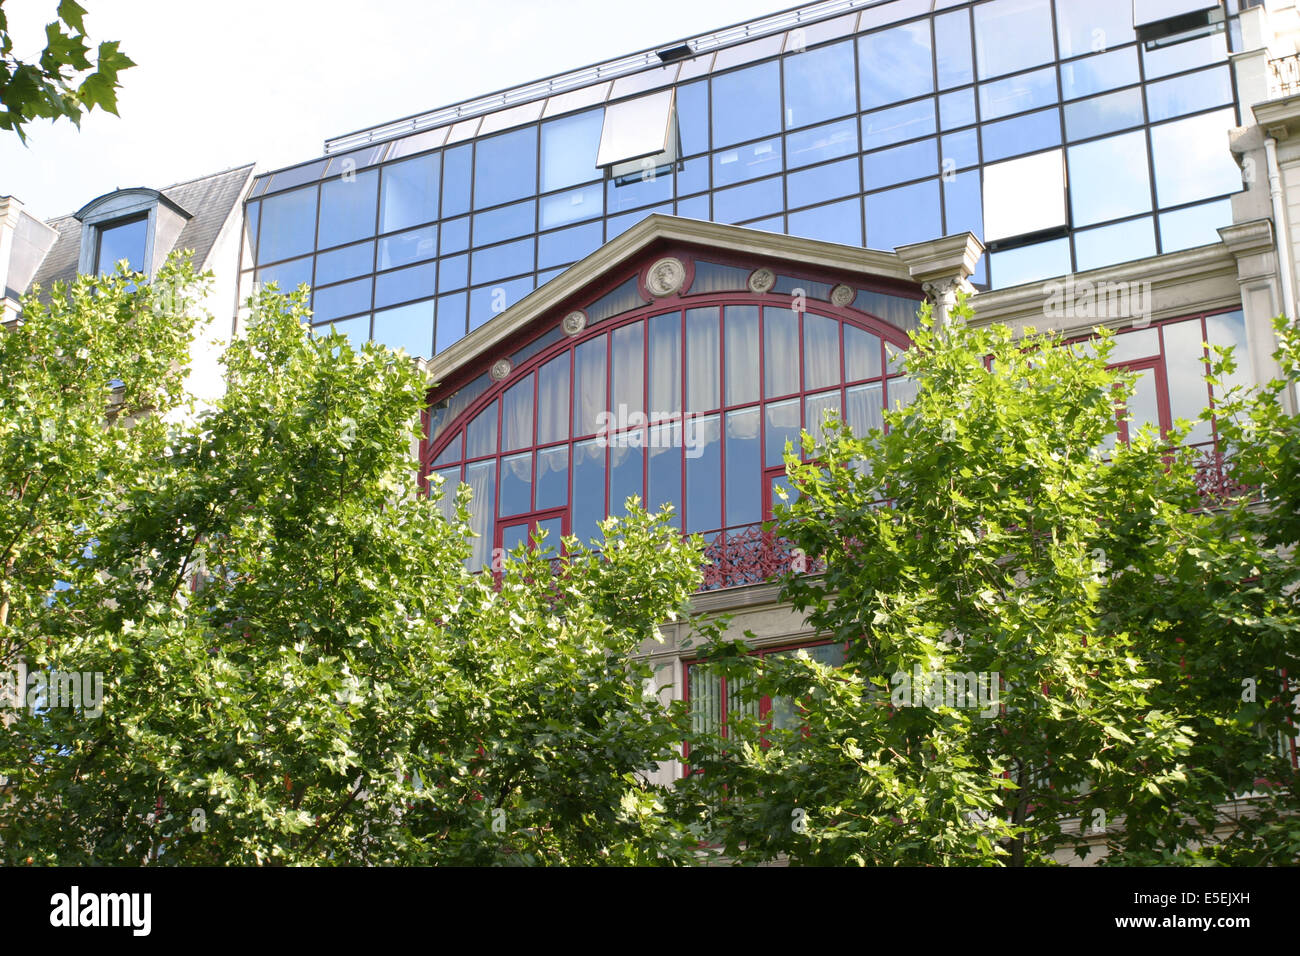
[[935, 8, 975, 89], [1141, 32, 1227, 80], [787, 117, 859, 168], [538, 220, 603, 269], [787, 157, 859, 208], [785, 39, 857, 128], [685, 415, 721, 533], [316, 240, 374, 286], [318, 171, 377, 249], [372, 299, 434, 357], [440, 253, 468, 290], [713, 137, 783, 188], [435, 292, 467, 352], [859, 21, 933, 110], [943, 169, 984, 240], [1068, 131, 1152, 227], [1158, 199, 1232, 253], [96, 217, 147, 274], [676, 156, 708, 194], [1145, 67, 1232, 123], [379, 154, 439, 233], [712, 60, 781, 148], [939, 88, 977, 130], [441, 145, 472, 219], [1150, 109, 1241, 208], [725, 408, 761, 527], [540, 183, 602, 229], [861, 100, 936, 151], [646, 438, 680, 530], [541, 108, 603, 191], [866, 179, 941, 250], [980, 107, 1061, 162], [941, 128, 979, 171], [572, 440, 606, 544], [788, 198, 863, 246], [499, 453, 533, 517], [745, 215, 785, 233], [864, 139, 937, 190], [536, 446, 568, 511], [1059, 46, 1139, 100], [713, 178, 783, 224], [318, 314, 368, 350], [989, 236, 1070, 288], [441, 216, 469, 255], [676, 80, 710, 155], [379, 225, 436, 271], [313, 277, 372, 322], [764, 399, 800, 466], [473, 200, 535, 246], [375, 260, 436, 309], [474, 127, 537, 209], [259, 185, 317, 263], [974, 0, 1055, 79], [469, 276, 533, 330], [607, 166, 674, 213], [471, 238, 533, 285], [1073, 217, 1156, 271], [256, 255, 312, 292], [676, 194, 709, 219], [537, 267, 566, 285], [979, 66, 1057, 120], [1063, 87, 1145, 140], [609, 444, 644, 518], [1055, 0, 1135, 59]]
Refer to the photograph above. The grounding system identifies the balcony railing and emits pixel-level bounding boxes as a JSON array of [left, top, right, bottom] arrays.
[[1271, 53, 1300, 97]]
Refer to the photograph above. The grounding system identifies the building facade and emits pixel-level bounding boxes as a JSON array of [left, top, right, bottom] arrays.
[[235, 0, 1300, 786]]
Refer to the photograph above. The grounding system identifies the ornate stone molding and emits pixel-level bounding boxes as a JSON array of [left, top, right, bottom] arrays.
[[562, 310, 587, 335], [830, 283, 855, 307], [489, 358, 513, 381], [646, 256, 686, 297], [748, 267, 776, 294]]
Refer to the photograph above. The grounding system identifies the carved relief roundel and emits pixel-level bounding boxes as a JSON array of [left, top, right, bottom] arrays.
[[490, 358, 513, 381], [646, 257, 686, 297], [562, 310, 587, 336], [830, 283, 855, 307], [748, 267, 776, 294]]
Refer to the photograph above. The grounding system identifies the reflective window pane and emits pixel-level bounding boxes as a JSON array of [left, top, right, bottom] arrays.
[[538, 220, 603, 269], [541, 108, 604, 192], [1205, 309, 1250, 396], [436, 292, 467, 352], [1059, 47, 1139, 100], [725, 408, 762, 527], [607, 164, 674, 213], [805, 389, 842, 448], [846, 381, 884, 437], [439, 253, 468, 290], [257, 255, 311, 291], [499, 452, 533, 517], [372, 299, 434, 358], [1064, 87, 1145, 141], [939, 88, 977, 130], [935, 8, 975, 89], [441, 215, 470, 255], [980, 107, 1061, 162], [713, 137, 783, 188], [1145, 66, 1232, 124], [96, 217, 147, 274], [764, 307, 800, 398], [867, 179, 942, 250], [473, 127, 537, 209], [540, 183, 603, 229], [1068, 131, 1152, 227], [1073, 217, 1156, 271], [983, 149, 1065, 241], [784, 40, 857, 128], [471, 238, 533, 285], [597, 90, 674, 167], [676, 80, 710, 156], [788, 198, 863, 246], [537, 354, 570, 446], [441, 144, 472, 219], [861, 99, 936, 151], [380, 154, 439, 234], [466, 400, 498, 459], [375, 260, 436, 309], [1162, 318, 1213, 443], [474, 200, 536, 246], [845, 325, 882, 381], [1150, 110, 1241, 208], [379, 226, 436, 271], [974, 0, 1056, 79], [944, 169, 985, 245], [711, 60, 781, 148], [980, 66, 1057, 121], [316, 240, 374, 286], [864, 138, 938, 190], [313, 277, 371, 322], [468, 276, 532, 330], [502, 373, 535, 452], [1055, 0, 1135, 59], [1158, 199, 1232, 252], [571, 439, 606, 544], [989, 236, 1070, 288], [259, 185, 317, 263], [765, 398, 801, 466], [787, 157, 859, 208], [574, 334, 607, 436], [536, 445, 569, 511], [712, 177, 783, 224], [649, 311, 681, 417], [685, 414, 722, 533], [786, 117, 859, 169], [1141, 31, 1227, 80], [859, 21, 933, 110], [941, 128, 979, 171], [318, 171, 377, 249], [609, 443, 643, 517], [647, 431, 681, 529]]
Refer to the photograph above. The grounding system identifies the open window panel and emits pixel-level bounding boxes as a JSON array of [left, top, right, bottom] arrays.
[[597, 88, 682, 186]]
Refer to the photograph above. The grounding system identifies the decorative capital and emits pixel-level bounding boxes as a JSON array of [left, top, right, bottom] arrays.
[[490, 358, 513, 381], [646, 257, 686, 297], [562, 309, 587, 336], [748, 267, 776, 294]]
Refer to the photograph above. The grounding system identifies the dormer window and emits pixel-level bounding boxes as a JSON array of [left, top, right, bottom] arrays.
[[93, 214, 148, 275], [74, 187, 192, 281]]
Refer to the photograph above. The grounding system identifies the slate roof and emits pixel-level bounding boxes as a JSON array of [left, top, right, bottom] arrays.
[[28, 163, 255, 296]]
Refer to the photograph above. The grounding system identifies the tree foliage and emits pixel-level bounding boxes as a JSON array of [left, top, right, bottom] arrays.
[[0, 263, 704, 865], [678, 297, 1300, 865], [0, 0, 133, 141]]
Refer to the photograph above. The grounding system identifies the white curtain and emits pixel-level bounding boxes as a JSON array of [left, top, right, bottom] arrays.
[[501, 374, 534, 452], [803, 313, 841, 391], [536, 354, 569, 445], [648, 312, 681, 417], [465, 460, 496, 570], [687, 308, 720, 412], [573, 335, 607, 438], [611, 321, 644, 413]]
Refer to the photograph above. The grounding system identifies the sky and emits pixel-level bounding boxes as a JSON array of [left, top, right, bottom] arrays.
[[0, 0, 774, 220]]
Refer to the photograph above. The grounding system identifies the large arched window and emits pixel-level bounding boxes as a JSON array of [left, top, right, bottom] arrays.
[[423, 272, 917, 572]]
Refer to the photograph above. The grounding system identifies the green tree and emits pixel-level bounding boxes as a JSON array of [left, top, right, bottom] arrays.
[[1, 1, 133, 141], [679, 297, 1299, 865], [0, 266, 704, 865]]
